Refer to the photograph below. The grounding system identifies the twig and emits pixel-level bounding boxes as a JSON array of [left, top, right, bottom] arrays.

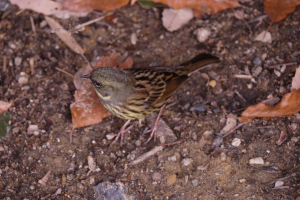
[[234, 90, 247, 102], [55, 67, 74, 78], [30, 16, 36, 36], [233, 74, 253, 79], [272, 186, 290, 190], [267, 62, 297, 69], [16, 9, 24, 15], [74, 13, 112, 30], [222, 122, 248, 138], [130, 146, 164, 165], [268, 172, 299, 185], [160, 141, 181, 146], [2, 56, 7, 72]]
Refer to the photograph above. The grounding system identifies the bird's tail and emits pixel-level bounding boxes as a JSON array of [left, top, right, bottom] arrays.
[[177, 53, 221, 76]]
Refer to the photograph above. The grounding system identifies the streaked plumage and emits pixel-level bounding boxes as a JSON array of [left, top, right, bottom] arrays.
[[82, 53, 220, 146]]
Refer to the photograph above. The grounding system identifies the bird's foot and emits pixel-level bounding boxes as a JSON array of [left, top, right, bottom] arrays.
[[109, 120, 133, 148]]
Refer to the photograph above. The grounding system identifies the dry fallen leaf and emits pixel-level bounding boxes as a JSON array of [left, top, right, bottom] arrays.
[[162, 8, 194, 32], [45, 16, 84, 54], [153, 0, 240, 18], [254, 31, 272, 43], [63, 0, 130, 12], [240, 89, 300, 122], [264, 0, 300, 23], [70, 53, 133, 129], [9, 0, 88, 19], [291, 66, 300, 90], [0, 101, 12, 114]]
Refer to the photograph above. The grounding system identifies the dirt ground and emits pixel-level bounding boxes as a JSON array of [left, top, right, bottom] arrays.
[[0, 1, 300, 199]]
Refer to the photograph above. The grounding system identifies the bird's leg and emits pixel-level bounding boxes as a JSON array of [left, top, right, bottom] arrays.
[[144, 105, 165, 144], [109, 120, 133, 148]]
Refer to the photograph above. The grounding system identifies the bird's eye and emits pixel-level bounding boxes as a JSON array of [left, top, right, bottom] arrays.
[[93, 81, 102, 87]]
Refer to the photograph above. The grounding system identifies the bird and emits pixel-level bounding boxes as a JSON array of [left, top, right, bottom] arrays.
[[81, 53, 220, 147]]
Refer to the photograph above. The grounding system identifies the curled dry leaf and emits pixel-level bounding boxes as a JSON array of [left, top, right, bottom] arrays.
[[276, 131, 287, 146], [264, 0, 300, 23], [240, 89, 300, 122], [153, 0, 240, 18], [0, 101, 12, 114], [45, 16, 83, 54], [162, 8, 194, 32], [70, 53, 133, 129], [63, 0, 130, 12]]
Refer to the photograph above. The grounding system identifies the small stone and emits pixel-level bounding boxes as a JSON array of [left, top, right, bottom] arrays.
[[291, 137, 299, 143], [191, 179, 198, 186], [253, 57, 262, 66], [192, 132, 197, 140], [239, 179, 246, 183], [251, 66, 262, 77], [249, 157, 264, 165], [190, 103, 206, 112], [212, 137, 223, 147], [274, 70, 281, 77], [183, 103, 190, 110], [291, 123, 298, 130], [181, 149, 188, 157], [197, 165, 207, 171], [220, 152, 226, 162], [90, 177, 95, 185], [40, 20, 48, 28], [14, 57, 22, 66], [275, 180, 284, 188], [196, 28, 211, 42], [167, 174, 176, 185], [135, 140, 142, 147], [209, 80, 217, 88], [232, 138, 241, 147], [18, 76, 28, 85], [261, 53, 267, 61], [152, 172, 162, 181], [130, 33, 138, 45], [27, 125, 39, 135], [213, 108, 220, 113], [168, 155, 177, 161], [182, 158, 193, 166], [28, 157, 33, 161], [106, 133, 116, 140], [29, 185, 35, 190]]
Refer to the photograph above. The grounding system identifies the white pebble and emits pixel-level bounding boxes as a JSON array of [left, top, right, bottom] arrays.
[[106, 133, 116, 140], [15, 57, 22, 66], [291, 137, 299, 143], [197, 165, 207, 171], [249, 157, 264, 165], [239, 179, 246, 183], [168, 155, 177, 161], [232, 138, 241, 147], [18, 76, 28, 85], [130, 33, 138, 45], [196, 28, 211, 42], [192, 179, 198, 186], [274, 70, 281, 77], [275, 180, 284, 188], [182, 158, 193, 166], [220, 152, 226, 162]]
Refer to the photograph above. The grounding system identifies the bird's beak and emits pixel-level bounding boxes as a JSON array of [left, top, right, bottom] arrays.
[[81, 74, 91, 79]]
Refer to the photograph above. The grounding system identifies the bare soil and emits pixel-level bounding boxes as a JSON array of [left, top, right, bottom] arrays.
[[0, 1, 300, 199]]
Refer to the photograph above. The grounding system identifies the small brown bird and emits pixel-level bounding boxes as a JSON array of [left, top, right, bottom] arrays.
[[81, 53, 220, 147]]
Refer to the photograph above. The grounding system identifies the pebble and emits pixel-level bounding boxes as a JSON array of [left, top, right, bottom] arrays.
[[275, 180, 284, 188], [183, 103, 190, 110], [197, 165, 207, 171], [152, 172, 162, 181], [106, 133, 116, 140], [253, 57, 262, 66], [196, 28, 211, 42], [14, 57, 22, 66], [28, 157, 33, 161], [130, 33, 138, 45], [18, 76, 28, 85], [249, 157, 264, 165], [209, 80, 217, 88], [182, 158, 193, 166], [239, 179, 246, 183], [27, 125, 39, 135], [191, 132, 197, 141], [190, 103, 206, 112], [135, 140, 141, 147], [251, 66, 262, 77], [212, 137, 223, 147], [181, 149, 188, 157], [274, 70, 281, 77], [168, 155, 177, 161], [29, 185, 35, 190], [291, 137, 299, 143], [232, 138, 241, 147], [220, 152, 226, 162], [291, 123, 298, 130], [192, 179, 198, 186], [213, 108, 220, 113], [90, 177, 95, 185], [167, 174, 177, 185]]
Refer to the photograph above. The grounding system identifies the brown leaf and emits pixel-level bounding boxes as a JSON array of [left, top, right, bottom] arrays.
[[70, 53, 133, 128], [264, 0, 300, 23], [240, 89, 300, 122], [152, 0, 240, 18], [291, 65, 300, 90], [63, 0, 130, 12]]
